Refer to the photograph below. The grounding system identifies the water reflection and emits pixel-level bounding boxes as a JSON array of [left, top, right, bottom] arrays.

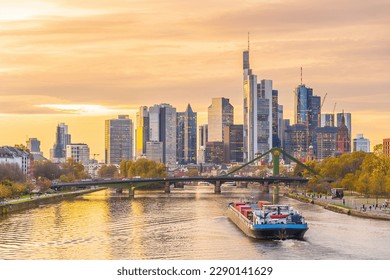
[[0, 186, 389, 260]]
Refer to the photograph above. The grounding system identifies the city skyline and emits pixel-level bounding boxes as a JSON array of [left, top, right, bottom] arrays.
[[1, 0, 389, 160]]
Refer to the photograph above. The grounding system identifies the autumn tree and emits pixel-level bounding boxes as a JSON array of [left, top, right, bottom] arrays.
[[33, 160, 61, 180], [0, 163, 26, 182], [98, 165, 119, 178]]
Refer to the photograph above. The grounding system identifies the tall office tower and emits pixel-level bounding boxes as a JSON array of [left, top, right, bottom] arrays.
[[257, 80, 273, 159], [321, 114, 335, 127], [66, 143, 90, 166], [26, 138, 41, 153], [105, 115, 133, 165], [336, 114, 351, 154], [50, 123, 71, 162], [353, 134, 370, 152], [243, 47, 258, 162], [197, 124, 208, 164], [177, 104, 197, 164], [280, 118, 289, 152], [337, 112, 352, 140], [223, 125, 244, 163], [148, 104, 177, 165], [294, 84, 321, 156], [272, 90, 280, 148], [208, 97, 234, 142], [314, 126, 338, 160], [135, 106, 149, 158]]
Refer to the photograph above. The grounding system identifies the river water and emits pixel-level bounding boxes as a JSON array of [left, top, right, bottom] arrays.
[[0, 185, 389, 260]]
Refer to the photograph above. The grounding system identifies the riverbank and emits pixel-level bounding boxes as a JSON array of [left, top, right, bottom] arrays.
[[285, 192, 390, 221], [0, 187, 106, 215]]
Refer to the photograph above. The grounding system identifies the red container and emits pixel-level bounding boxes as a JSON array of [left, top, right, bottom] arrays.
[[238, 205, 251, 213], [242, 209, 253, 218], [258, 201, 271, 209]]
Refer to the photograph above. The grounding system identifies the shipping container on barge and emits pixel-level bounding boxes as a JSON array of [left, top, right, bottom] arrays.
[[227, 201, 308, 240]]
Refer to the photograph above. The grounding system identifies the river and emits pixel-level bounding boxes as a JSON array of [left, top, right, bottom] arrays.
[[0, 185, 389, 260]]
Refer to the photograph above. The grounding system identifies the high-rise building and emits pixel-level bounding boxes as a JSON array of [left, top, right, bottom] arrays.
[[321, 114, 335, 127], [105, 115, 133, 165], [145, 141, 163, 163], [135, 106, 149, 158], [223, 125, 244, 163], [50, 123, 71, 163], [315, 126, 338, 160], [243, 47, 258, 162], [177, 104, 197, 164], [208, 97, 233, 142], [285, 124, 309, 161], [277, 105, 284, 148], [148, 104, 177, 165], [337, 112, 352, 140], [353, 134, 370, 152], [27, 138, 41, 153], [243, 46, 274, 162], [294, 84, 321, 157], [336, 114, 351, 154], [257, 80, 273, 159], [0, 146, 32, 178], [197, 125, 208, 164], [66, 143, 90, 166]]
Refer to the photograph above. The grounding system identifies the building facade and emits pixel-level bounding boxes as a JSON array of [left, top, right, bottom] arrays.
[[0, 146, 32, 178], [208, 97, 234, 142], [135, 106, 149, 158], [177, 104, 197, 164], [148, 104, 177, 165], [205, 141, 224, 164], [145, 141, 164, 163], [66, 143, 90, 166], [336, 114, 351, 154], [337, 112, 352, 140], [50, 123, 71, 163], [315, 126, 338, 160], [321, 113, 335, 127], [353, 134, 370, 153], [105, 115, 133, 165], [384, 138, 390, 157], [223, 125, 244, 163]]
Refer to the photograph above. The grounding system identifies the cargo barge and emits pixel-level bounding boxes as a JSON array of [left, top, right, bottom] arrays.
[[227, 201, 308, 240]]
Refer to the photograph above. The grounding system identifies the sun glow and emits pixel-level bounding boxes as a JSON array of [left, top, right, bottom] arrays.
[[36, 104, 137, 116]]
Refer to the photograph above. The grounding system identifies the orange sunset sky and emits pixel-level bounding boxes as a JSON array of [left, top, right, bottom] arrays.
[[0, 0, 389, 161]]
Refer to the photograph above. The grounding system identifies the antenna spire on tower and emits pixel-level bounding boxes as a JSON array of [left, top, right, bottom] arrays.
[[248, 32, 250, 52], [301, 67, 303, 85]]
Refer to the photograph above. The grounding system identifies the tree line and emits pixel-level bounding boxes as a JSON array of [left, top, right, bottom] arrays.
[[295, 145, 390, 198]]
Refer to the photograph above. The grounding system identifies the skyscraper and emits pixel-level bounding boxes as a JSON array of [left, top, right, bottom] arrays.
[[243, 45, 274, 162], [223, 125, 244, 163], [353, 134, 370, 153], [135, 106, 149, 158], [208, 97, 234, 142], [148, 104, 177, 165], [243, 47, 258, 162], [321, 114, 335, 127], [105, 115, 133, 165], [177, 104, 197, 164], [50, 123, 71, 163], [294, 83, 321, 157]]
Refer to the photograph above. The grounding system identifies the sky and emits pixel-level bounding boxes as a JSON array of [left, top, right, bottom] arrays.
[[0, 0, 389, 161]]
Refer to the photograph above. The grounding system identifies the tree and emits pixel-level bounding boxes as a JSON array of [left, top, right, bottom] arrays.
[[98, 165, 119, 178], [33, 160, 61, 180], [61, 158, 90, 181], [0, 163, 26, 182]]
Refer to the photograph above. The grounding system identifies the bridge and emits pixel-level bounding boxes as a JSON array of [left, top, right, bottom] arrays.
[[51, 148, 332, 197]]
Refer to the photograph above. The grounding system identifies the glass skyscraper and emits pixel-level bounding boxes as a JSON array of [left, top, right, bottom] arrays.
[[105, 115, 133, 165]]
